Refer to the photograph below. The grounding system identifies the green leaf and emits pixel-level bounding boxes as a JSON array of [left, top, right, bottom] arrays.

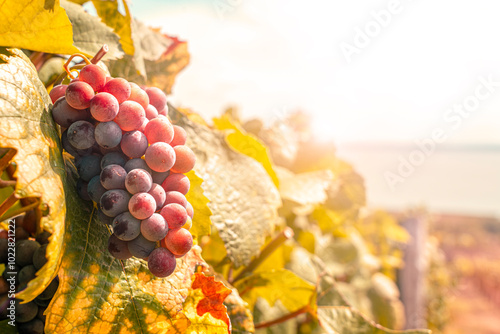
[[233, 269, 315, 312], [170, 105, 282, 268], [61, 0, 123, 60], [317, 306, 431, 334], [0, 0, 79, 54], [185, 170, 212, 244], [45, 186, 206, 333], [0, 48, 66, 302], [213, 113, 279, 188]]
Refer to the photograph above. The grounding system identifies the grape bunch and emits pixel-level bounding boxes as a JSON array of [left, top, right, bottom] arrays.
[[0, 211, 57, 334], [50, 63, 196, 278]]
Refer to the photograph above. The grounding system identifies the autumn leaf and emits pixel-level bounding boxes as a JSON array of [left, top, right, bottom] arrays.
[[185, 170, 212, 244], [213, 113, 279, 188], [0, 48, 66, 302], [276, 167, 334, 206], [169, 105, 282, 268], [233, 269, 315, 312], [183, 273, 231, 333], [0, 0, 79, 55]]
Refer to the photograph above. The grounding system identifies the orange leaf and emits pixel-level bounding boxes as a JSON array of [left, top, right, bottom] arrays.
[[192, 273, 232, 333]]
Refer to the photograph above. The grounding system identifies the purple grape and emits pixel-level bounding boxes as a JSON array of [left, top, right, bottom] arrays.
[[112, 212, 141, 241], [100, 189, 130, 217], [151, 170, 170, 185], [108, 234, 132, 260], [67, 120, 95, 150], [147, 247, 176, 278], [120, 130, 148, 158], [75, 154, 101, 181], [124, 158, 152, 174], [101, 152, 128, 169], [95, 121, 122, 148], [125, 168, 153, 194], [100, 164, 127, 190], [52, 97, 90, 128], [148, 183, 166, 210], [127, 234, 156, 259], [141, 213, 168, 242], [88, 175, 107, 203], [128, 192, 156, 220]]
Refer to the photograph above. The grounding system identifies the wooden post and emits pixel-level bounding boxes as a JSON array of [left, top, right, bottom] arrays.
[[398, 214, 428, 329]]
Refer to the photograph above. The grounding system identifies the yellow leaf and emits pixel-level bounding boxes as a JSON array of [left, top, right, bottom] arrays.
[[0, 48, 65, 302], [0, 0, 79, 54], [185, 170, 212, 244], [213, 113, 279, 188], [233, 269, 315, 312]]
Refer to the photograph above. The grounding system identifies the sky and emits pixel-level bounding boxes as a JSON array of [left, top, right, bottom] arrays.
[[128, 0, 500, 146]]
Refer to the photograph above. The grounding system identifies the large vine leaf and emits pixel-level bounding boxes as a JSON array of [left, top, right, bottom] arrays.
[[45, 177, 209, 333], [0, 48, 66, 301], [61, 0, 123, 59], [0, 0, 79, 54], [276, 167, 334, 206], [169, 105, 282, 267], [185, 170, 212, 244], [212, 113, 279, 188]]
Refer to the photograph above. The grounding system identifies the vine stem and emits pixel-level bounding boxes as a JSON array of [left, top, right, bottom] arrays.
[[231, 227, 294, 284], [91, 44, 109, 64], [254, 305, 310, 329]]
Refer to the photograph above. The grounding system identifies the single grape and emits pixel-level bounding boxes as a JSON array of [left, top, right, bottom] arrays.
[[35, 231, 51, 245], [145, 87, 167, 111], [128, 192, 156, 220], [18, 265, 37, 284], [114, 101, 146, 131], [97, 208, 114, 226], [75, 154, 101, 181], [144, 117, 174, 144], [148, 183, 166, 210], [90, 92, 119, 122], [102, 78, 131, 104], [76, 178, 91, 201], [99, 145, 122, 155], [161, 173, 190, 195], [101, 151, 128, 168], [62, 129, 93, 158], [95, 121, 122, 148], [37, 278, 58, 300], [124, 158, 152, 174], [18, 318, 44, 334], [145, 104, 158, 120], [100, 164, 127, 190], [147, 247, 176, 278], [162, 228, 193, 257], [112, 212, 141, 241], [170, 125, 187, 147], [37, 306, 47, 322], [52, 97, 91, 128], [141, 213, 168, 242], [120, 130, 148, 158], [15, 227, 29, 240], [145, 142, 176, 172], [108, 234, 132, 260], [151, 170, 170, 184], [32, 244, 48, 270], [87, 175, 107, 203], [186, 202, 194, 219], [128, 82, 149, 109], [164, 191, 187, 208], [125, 168, 153, 194], [14, 299, 38, 323], [79, 64, 107, 92], [67, 120, 95, 150], [157, 106, 168, 116], [170, 145, 196, 173], [127, 234, 156, 259], [15, 240, 40, 267], [65, 81, 95, 109], [21, 210, 36, 235], [100, 189, 130, 217], [160, 203, 187, 229], [49, 84, 68, 104]]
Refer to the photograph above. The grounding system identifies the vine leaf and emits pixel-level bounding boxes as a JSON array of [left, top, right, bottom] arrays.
[[0, 0, 79, 54], [276, 167, 334, 206], [169, 105, 282, 268], [183, 273, 232, 333], [185, 170, 212, 244], [0, 48, 66, 302], [60, 0, 123, 59], [213, 113, 279, 188], [233, 269, 315, 312]]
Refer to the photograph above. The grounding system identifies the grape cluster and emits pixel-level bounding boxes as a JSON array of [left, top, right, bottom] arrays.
[[0, 212, 57, 334], [50, 64, 196, 278]]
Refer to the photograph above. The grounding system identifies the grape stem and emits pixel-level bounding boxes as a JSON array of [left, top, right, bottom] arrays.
[[91, 44, 109, 64], [231, 227, 294, 284], [254, 305, 311, 329]]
